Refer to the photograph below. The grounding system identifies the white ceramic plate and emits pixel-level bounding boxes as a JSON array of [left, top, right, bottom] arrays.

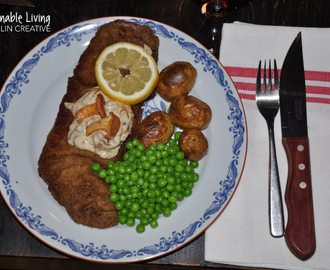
[[0, 17, 247, 263]]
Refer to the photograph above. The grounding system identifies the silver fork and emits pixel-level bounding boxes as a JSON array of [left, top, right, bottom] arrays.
[[256, 60, 284, 238]]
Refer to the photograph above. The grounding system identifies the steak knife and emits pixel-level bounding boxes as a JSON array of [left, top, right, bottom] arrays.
[[280, 32, 316, 260]]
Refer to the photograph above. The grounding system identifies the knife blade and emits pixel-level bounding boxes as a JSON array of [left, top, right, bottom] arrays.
[[280, 32, 316, 261], [0, 0, 34, 7]]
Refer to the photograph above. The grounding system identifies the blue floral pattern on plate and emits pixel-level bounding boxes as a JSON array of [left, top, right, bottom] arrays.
[[0, 17, 246, 262]]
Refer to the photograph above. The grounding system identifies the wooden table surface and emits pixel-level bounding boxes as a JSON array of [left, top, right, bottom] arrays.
[[1, 0, 330, 269]]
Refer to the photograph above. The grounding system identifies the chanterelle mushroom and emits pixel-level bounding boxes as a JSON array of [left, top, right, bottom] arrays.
[[86, 112, 121, 139], [75, 94, 106, 123]]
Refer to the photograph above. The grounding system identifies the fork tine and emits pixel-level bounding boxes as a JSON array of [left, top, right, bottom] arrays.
[[268, 60, 272, 92], [274, 59, 279, 92], [256, 60, 262, 96], [263, 61, 267, 93]]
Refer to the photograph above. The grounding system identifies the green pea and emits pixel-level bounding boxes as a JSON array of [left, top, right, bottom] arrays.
[[167, 166, 174, 174], [168, 195, 177, 203], [115, 201, 124, 210], [154, 189, 162, 197], [128, 154, 136, 163], [126, 217, 135, 227], [168, 157, 177, 166], [148, 154, 157, 164], [159, 165, 167, 173], [162, 190, 170, 199], [174, 184, 182, 192], [141, 199, 150, 209], [131, 186, 140, 194], [144, 171, 150, 180], [149, 182, 157, 190], [145, 148, 154, 156], [150, 219, 158, 229], [124, 174, 130, 182], [123, 152, 130, 161], [190, 161, 199, 168], [134, 150, 142, 158], [98, 169, 107, 179], [140, 217, 149, 226], [161, 199, 169, 207], [176, 151, 185, 160], [137, 178, 144, 186], [118, 215, 127, 224], [175, 164, 184, 173], [169, 202, 178, 211], [135, 211, 143, 219], [91, 163, 101, 172], [192, 173, 199, 182], [132, 138, 140, 146], [177, 193, 184, 201], [169, 138, 176, 145], [128, 211, 135, 218], [110, 193, 119, 203], [136, 224, 145, 233], [156, 142, 165, 151], [125, 165, 134, 174], [183, 188, 192, 197], [157, 178, 167, 188], [124, 200, 133, 209], [117, 180, 125, 189], [149, 145, 157, 151], [107, 169, 115, 176], [119, 194, 127, 202], [110, 185, 118, 193], [167, 146, 177, 156], [126, 141, 134, 149], [167, 176, 175, 185], [174, 131, 182, 141], [155, 204, 163, 214], [123, 186, 130, 195], [146, 206, 154, 215], [180, 173, 188, 181], [150, 166, 158, 174], [137, 143, 146, 152], [142, 161, 151, 170], [151, 212, 159, 220], [163, 207, 171, 217], [105, 176, 111, 184], [131, 202, 140, 212], [140, 155, 148, 162], [147, 190, 156, 199], [107, 161, 115, 169], [119, 166, 126, 174], [130, 171, 139, 181], [120, 208, 129, 216]]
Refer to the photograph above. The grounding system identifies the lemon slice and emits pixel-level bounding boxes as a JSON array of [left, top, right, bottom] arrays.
[[95, 42, 159, 105]]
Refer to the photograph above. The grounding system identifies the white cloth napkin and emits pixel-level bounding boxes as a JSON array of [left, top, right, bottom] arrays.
[[204, 22, 330, 270]]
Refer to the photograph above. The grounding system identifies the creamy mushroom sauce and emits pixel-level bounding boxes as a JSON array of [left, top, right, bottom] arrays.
[[65, 87, 134, 159]]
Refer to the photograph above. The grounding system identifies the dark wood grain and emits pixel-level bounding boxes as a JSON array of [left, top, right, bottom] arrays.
[[1, 0, 330, 269], [282, 138, 316, 261]]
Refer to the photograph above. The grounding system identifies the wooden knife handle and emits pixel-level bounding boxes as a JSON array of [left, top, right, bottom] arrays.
[[282, 137, 316, 260]]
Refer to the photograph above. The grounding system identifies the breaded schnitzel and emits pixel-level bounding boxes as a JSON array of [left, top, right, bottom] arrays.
[[38, 20, 159, 229]]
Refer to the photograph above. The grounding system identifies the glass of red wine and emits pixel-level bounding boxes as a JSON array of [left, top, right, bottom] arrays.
[[179, 0, 254, 58]]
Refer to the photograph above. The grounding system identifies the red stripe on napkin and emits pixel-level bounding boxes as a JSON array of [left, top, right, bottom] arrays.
[[225, 66, 330, 104]]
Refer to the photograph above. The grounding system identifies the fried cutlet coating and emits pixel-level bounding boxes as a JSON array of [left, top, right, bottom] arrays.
[[38, 20, 159, 229]]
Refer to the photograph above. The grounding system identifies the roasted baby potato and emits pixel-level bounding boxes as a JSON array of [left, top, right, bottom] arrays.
[[156, 61, 197, 102], [169, 95, 212, 130], [136, 111, 174, 148], [178, 128, 208, 161]]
